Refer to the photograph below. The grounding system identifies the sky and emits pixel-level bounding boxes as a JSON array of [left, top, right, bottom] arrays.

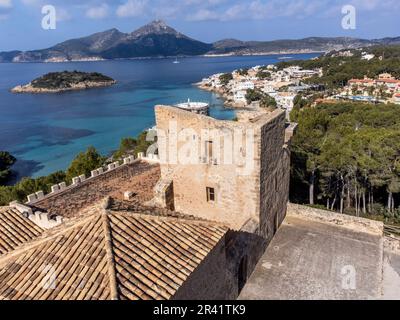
[[0, 0, 399, 51]]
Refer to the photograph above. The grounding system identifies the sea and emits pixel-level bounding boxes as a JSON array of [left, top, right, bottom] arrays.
[[0, 53, 320, 182]]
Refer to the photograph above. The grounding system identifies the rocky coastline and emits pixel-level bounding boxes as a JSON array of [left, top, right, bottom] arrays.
[[11, 80, 116, 93], [196, 82, 247, 109], [11, 71, 116, 93]]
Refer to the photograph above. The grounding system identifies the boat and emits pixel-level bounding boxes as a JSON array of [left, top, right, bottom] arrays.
[[173, 57, 180, 64]]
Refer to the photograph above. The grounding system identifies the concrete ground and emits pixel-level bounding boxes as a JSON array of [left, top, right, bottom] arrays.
[[239, 214, 399, 300], [382, 243, 400, 299]]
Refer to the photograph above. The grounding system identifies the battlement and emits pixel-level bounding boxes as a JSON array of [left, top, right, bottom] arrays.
[[7, 155, 161, 229], [9, 201, 63, 229], [25, 156, 137, 205]]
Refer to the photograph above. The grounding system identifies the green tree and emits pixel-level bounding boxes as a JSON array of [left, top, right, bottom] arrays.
[[66, 146, 105, 182], [0, 151, 16, 184], [134, 131, 154, 156], [260, 95, 277, 109], [219, 73, 233, 86], [256, 70, 271, 80], [114, 137, 137, 159], [237, 68, 248, 76], [245, 89, 264, 104], [290, 100, 400, 219]]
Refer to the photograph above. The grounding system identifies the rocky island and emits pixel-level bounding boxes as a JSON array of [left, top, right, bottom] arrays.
[[11, 71, 116, 93]]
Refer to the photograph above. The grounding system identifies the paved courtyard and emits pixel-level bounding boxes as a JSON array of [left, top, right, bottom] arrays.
[[239, 213, 400, 300]]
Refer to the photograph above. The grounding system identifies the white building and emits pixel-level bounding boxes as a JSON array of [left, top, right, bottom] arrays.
[[261, 83, 276, 95], [275, 93, 297, 119], [234, 81, 254, 91], [392, 93, 400, 105], [283, 66, 319, 79], [361, 53, 375, 61], [233, 90, 247, 103]]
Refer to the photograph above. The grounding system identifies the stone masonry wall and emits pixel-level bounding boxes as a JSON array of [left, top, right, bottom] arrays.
[[155, 105, 263, 230], [258, 111, 290, 241], [287, 203, 384, 236], [172, 230, 267, 300], [172, 236, 232, 300]]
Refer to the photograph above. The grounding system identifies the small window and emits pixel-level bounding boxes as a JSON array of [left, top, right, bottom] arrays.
[[206, 187, 215, 202], [205, 140, 213, 159]]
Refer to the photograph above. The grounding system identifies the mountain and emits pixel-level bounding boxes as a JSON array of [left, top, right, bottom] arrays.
[[210, 37, 394, 55], [0, 20, 212, 62], [100, 20, 212, 59], [1, 20, 399, 62]]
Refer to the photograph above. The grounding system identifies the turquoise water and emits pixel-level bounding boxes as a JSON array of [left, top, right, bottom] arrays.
[[0, 53, 319, 180]]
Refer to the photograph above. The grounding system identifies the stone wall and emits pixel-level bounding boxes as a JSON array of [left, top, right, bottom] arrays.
[[173, 230, 267, 300], [287, 203, 384, 236], [155, 105, 289, 232], [259, 111, 291, 241], [172, 236, 232, 300]]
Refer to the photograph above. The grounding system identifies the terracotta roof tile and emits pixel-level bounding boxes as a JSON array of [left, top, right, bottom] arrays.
[[0, 207, 228, 300], [0, 207, 44, 255]]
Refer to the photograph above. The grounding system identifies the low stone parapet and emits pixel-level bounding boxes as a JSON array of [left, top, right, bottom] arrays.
[[9, 200, 63, 229], [138, 152, 160, 163], [287, 203, 384, 236], [26, 211, 63, 229], [24, 157, 138, 205]]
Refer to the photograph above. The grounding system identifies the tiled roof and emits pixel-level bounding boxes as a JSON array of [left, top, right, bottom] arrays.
[[0, 208, 228, 300], [348, 79, 374, 83], [0, 207, 44, 255], [34, 161, 160, 219]]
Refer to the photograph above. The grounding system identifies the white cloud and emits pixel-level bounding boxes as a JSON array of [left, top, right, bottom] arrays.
[[12, 0, 400, 23], [350, 0, 380, 11], [20, 0, 39, 5], [221, 3, 247, 21], [350, 0, 400, 11], [186, 9, 219, 21], [86, 3, 109, 19], [0, 0, 12, 19], [56, 7, 71, 22], [0, 0, 11, 8], [116, 0, 147, 18]]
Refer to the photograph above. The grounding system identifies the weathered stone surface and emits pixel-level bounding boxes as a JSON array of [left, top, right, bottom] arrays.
[[239, 211, 384, 300], [155, 105, 291, 236], [287, 203, 384, 236]]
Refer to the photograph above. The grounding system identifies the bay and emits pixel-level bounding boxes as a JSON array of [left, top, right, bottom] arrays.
[[0, 53, 319, 180]]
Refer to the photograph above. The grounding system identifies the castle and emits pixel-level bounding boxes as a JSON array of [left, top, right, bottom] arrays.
[[0, 104, 396, 300], [0, 104, 294, 300]]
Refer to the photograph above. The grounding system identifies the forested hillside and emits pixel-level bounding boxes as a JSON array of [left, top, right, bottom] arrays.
[[290, 102, 400, 224], [277, 45, 400, 89]]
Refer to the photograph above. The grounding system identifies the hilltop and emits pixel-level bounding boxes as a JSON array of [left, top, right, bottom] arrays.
[[1, 20, 400, 62]]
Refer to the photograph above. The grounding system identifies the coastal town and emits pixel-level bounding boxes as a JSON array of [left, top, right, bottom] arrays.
[[198, 63, 322, 119], [1, 8, 400, 305], [198, 55, 400, 119]]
